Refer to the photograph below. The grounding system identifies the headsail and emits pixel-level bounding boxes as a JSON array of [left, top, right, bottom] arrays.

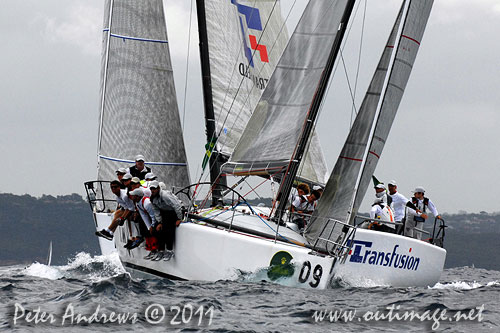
[[221, 0, 354, 184], [304, 0, 434, 249], [97, 0, 190, 190]]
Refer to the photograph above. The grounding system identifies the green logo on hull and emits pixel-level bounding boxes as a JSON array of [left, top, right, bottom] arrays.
[[267, 251, 294, 280]]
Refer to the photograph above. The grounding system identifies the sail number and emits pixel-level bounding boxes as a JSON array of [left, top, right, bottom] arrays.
[[298, 261, 323, 288]]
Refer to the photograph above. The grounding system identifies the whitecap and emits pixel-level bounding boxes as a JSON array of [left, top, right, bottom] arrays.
[[24, 262, 64, 280]]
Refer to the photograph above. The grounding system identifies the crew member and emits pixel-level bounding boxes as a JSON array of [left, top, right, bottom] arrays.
[[368, 197, 395, 232], [127, 154, 151, 180], [405, 186, 441, 240], [387, 180, 419, 234], [95, 180, 135, 240], [149, 181, 184, 261]]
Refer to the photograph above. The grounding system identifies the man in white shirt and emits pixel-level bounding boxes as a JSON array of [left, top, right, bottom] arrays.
[[96, 180, 135, 240], [405, 186, 441, 240], [387, 180, 420, 234]]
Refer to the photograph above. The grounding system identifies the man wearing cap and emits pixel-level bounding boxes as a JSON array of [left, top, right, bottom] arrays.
[[374, 183, 392, 207], [115, 168, 127, 187], [131, 176, 151, 197], [387, 180, 419, 234], [405, 186, 441, 240], [149, 181, 184, 261], [96, 180, 136, 240], [127, 154, 151, 180], [121, 173, 133, 190]]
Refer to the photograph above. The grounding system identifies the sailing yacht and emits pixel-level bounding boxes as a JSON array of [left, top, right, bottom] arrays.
[[85, 0, 446, 288]]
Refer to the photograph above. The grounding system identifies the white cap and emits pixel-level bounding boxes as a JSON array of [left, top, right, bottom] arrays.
[[116, 167, 127, 174], [413, 186, 426, 193], [122, 173, 132, 180], [131, 177, 141, 184], [388, 180, 397, 186], [149, 180, 159, 189], [375, 184, 385, 189], [129, 188, 144, 197], [135, 154, 145, 162], [312, 185, 323, 191], [145, 172, 156, 180]]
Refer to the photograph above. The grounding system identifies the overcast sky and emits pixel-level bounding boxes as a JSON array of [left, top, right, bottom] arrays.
[[1, 0, 499, 214]]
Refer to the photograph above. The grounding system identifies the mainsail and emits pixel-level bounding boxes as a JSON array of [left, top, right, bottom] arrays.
[[221, 0, 353, 184], [97, 0, 190, 190], [304, 0, 434, 249]]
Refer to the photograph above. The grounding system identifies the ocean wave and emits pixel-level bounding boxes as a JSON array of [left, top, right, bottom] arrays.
[[430, 280, 500, 290], [23, 252, 125, 282]]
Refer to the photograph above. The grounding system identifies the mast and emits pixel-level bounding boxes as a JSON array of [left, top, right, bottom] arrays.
[[195, 0, 227, 206], [275, 0, 356, 218]]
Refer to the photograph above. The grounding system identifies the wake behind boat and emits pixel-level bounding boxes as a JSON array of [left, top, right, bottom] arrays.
[[85, 0, 446, 289]]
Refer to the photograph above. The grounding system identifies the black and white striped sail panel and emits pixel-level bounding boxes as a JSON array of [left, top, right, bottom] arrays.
[[97, 0, 190, 191], [221, 0, 351, 182], [305, 0, 434, 249]]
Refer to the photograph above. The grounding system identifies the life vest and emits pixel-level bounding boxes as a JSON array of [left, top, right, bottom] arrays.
[[412, 197, 429, 212], [129, 165, 151, 180]]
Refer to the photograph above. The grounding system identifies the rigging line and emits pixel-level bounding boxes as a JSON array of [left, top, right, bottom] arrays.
[[181, 0, 194, 132], [351, 0, 367, 127], [243, 178, 264, 200], [339, 51, 357, 119]]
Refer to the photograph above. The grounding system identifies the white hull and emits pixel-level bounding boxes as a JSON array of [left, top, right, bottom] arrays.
[[94, 213, 116, 256], [94, 209, 446, 289]]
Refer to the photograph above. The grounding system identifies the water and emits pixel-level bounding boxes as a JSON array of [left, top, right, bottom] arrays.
[[1, 253, 498, 332]]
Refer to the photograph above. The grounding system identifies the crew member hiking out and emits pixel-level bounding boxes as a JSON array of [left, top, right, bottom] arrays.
[[96, 180, 135, 240], [150, 181, 184, 261]]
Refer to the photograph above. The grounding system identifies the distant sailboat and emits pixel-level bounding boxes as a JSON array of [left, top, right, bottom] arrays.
[[46, 241, 53, 266]]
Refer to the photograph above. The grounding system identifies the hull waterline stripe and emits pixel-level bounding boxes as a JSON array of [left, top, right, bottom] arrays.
[[122, 262, 186, 280], [99, 155, 187, 166], [369, 151, 380, 159]]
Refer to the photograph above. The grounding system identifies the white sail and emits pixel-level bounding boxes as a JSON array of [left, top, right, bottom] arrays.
[[305, 0, 434, 249], [221, 0, 352, 183], [205, 0, 328, 185], [97, 0, 190, 190]]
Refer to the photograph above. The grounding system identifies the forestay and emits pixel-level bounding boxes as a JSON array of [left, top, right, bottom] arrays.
[[97, 0, 190, 191], [221, 0, 351, 183], [304, 0, 434, 250]]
